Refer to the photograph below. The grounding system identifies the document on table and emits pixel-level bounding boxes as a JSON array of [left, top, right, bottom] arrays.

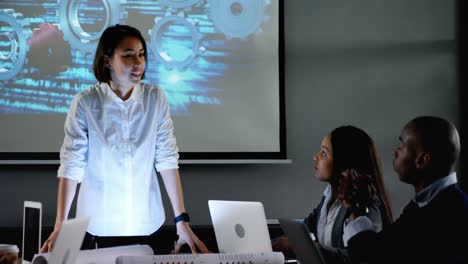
[[116, 251, 285, 264], [32, 244, 154, 264]]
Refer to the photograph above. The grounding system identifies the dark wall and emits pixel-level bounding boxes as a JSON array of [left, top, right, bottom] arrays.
[[0, 0, 459, 229], [457, 0, 467, 192]]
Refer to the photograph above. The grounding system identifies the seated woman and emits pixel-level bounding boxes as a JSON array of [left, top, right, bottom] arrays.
[[273, 126, 393, 261]]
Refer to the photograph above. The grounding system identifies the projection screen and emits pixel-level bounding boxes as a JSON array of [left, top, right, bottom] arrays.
[[0, 0, 285, 163]]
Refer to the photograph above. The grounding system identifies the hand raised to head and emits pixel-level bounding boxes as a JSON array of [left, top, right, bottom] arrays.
[[337, 169, 377, 211]]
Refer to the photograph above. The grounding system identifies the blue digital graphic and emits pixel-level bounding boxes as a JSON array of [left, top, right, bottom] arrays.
[[0, 0, 271, 115]]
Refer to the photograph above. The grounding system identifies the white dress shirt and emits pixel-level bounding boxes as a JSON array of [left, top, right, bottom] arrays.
[[57, 82, 179, 236], [317, 185, 343, 246]]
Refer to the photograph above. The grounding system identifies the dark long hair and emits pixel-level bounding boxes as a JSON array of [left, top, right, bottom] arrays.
[[93, 24, 148, 83], [329, 126, 393, 224]]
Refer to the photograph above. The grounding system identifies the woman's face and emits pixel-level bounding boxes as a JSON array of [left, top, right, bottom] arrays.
[[314, 134, 334, 182], [108, 36, 145, 87]]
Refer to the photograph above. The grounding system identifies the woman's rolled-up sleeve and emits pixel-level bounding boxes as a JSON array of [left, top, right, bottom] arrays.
[[154, 89, 179, 172], [57, 94, 88, 182]]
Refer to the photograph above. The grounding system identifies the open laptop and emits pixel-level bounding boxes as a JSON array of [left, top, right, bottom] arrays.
[[36, 217, 90, 264], [208, 200, 272, 253], [278, 218, 327, 264], [22, 201, 42, 264]]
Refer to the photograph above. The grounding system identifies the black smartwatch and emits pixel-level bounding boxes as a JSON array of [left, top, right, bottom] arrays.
[[174, 212, 190, 224]]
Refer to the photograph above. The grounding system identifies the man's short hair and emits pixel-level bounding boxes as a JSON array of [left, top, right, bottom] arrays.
[[407, 116, 460, 172]]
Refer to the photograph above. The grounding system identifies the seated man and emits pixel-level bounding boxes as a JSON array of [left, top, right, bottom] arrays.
[[340, 116, 468, 264]]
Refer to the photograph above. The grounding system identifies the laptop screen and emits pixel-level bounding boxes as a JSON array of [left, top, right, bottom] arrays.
[[47, 217, 89, 264], [279, 218, 327, 264], [23, 206, 41, 262]]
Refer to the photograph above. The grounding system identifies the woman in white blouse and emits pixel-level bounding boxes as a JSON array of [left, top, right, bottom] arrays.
[[41, 24, 208, 254]]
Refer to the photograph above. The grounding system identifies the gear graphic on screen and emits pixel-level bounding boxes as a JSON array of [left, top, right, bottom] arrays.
[[28, 23, 72, 75], [0, 9, 31, 81], [149, 14, 205, 71], [209, 0, 270, 39], [159, 0, 203, 10], [57, 0, 128, 53]]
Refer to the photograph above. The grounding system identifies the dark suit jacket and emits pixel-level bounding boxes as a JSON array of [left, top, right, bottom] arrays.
[[348, 184, 468, 264]]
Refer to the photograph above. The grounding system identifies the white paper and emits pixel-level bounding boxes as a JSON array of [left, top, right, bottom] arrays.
[[116, 251, 285, 264], [32, 244, 154, 264]]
